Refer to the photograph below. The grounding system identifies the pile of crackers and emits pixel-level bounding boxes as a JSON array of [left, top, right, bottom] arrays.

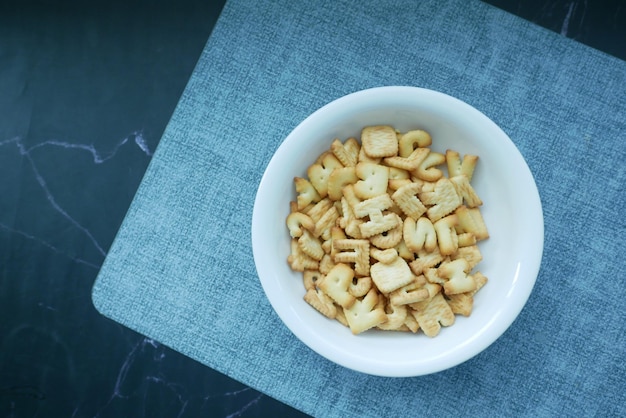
[[286, 125, 489, 337]]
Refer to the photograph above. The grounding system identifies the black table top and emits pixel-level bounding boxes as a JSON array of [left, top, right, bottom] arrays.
[[1, 0, 624, 416]]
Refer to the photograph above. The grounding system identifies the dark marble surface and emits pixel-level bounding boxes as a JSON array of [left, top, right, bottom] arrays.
[[1, 0, 624, 417]]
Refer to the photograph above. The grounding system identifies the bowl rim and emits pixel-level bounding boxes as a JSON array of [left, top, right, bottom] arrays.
[[252, 86, 544, 377]]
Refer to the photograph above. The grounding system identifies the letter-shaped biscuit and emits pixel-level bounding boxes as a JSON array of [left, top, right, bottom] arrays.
[[359, 210, 401, 238], [389, 275, 430, 305], [286, 212, 315, 238], [321, 239, 332, 255], [408, 246, 444, 276], [446, 292, 473, 317], [319, 253, 335, 274], [303, 270, 324, 291], [384, 147, 429, 171], [424, 266, 445, 285], [370, 256, 414, 294], [318, 263, 356, 309], [446, 149, 478, 182], [403, 312, 420, 333], [304, 198, 333, 223], [334, 308, 349, 327], [377, 303, 408, 331], [287, 239, 319, 271], [333, 239, 370, 276], [294, 177, 321, 210], [446, 272, 487, 316], [369, 213, 403, 249], [343, 288, 388, 334], [434, 214, 459, 256], [331, 137, 360, 167], [455, 205, 489, 240], [450, 175, 483, 207], [395, 239, 415, 260], [471, 271, 489, 296], [327, 167, 358, 201], [358, 144, 381, 164], [303, 288, 337, 319], [389, 167, 410, 181], [361, 125, 398, 158], [298, 230, 325, 261], [338, 196, 363, 239], [307, 152, 344, 198], [370, 247, 399, 264], [399, 130, 432, 157], [410, 292, 455, 337], [419, 180, 436, 193], [312, 205, 340, 239], [452, 245, 483, 270], [353, 193, 394, 218], [404, 216, 438, 253], [387, 167, 412, 191], [392, 182, 427, 220], [354, 162, 389, 199], [341, 184, 362, 210], [457, 232, 477, 248], [414, 151, 446, 182], [349, 276, 372, 298], [419, 178, 462, 222], [329, 226, 347, 256], [438, 258, 476, 295]]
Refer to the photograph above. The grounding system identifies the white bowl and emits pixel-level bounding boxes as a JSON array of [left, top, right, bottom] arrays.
[[251, 86, 543, 377]]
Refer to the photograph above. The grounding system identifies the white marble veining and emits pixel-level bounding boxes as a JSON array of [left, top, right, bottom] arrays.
[[90, 337, 266, 418], [561, 0, 587, 37], [0, 131, 152, 267]]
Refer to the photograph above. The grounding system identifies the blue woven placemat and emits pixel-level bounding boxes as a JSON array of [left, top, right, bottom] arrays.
[[92, 0, 626, 416]]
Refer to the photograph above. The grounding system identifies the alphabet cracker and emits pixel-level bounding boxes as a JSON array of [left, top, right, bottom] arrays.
[[286, 125, 490, 336]]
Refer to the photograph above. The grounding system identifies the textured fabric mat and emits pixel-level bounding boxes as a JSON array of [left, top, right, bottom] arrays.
[[92, 0, 626, 416]]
